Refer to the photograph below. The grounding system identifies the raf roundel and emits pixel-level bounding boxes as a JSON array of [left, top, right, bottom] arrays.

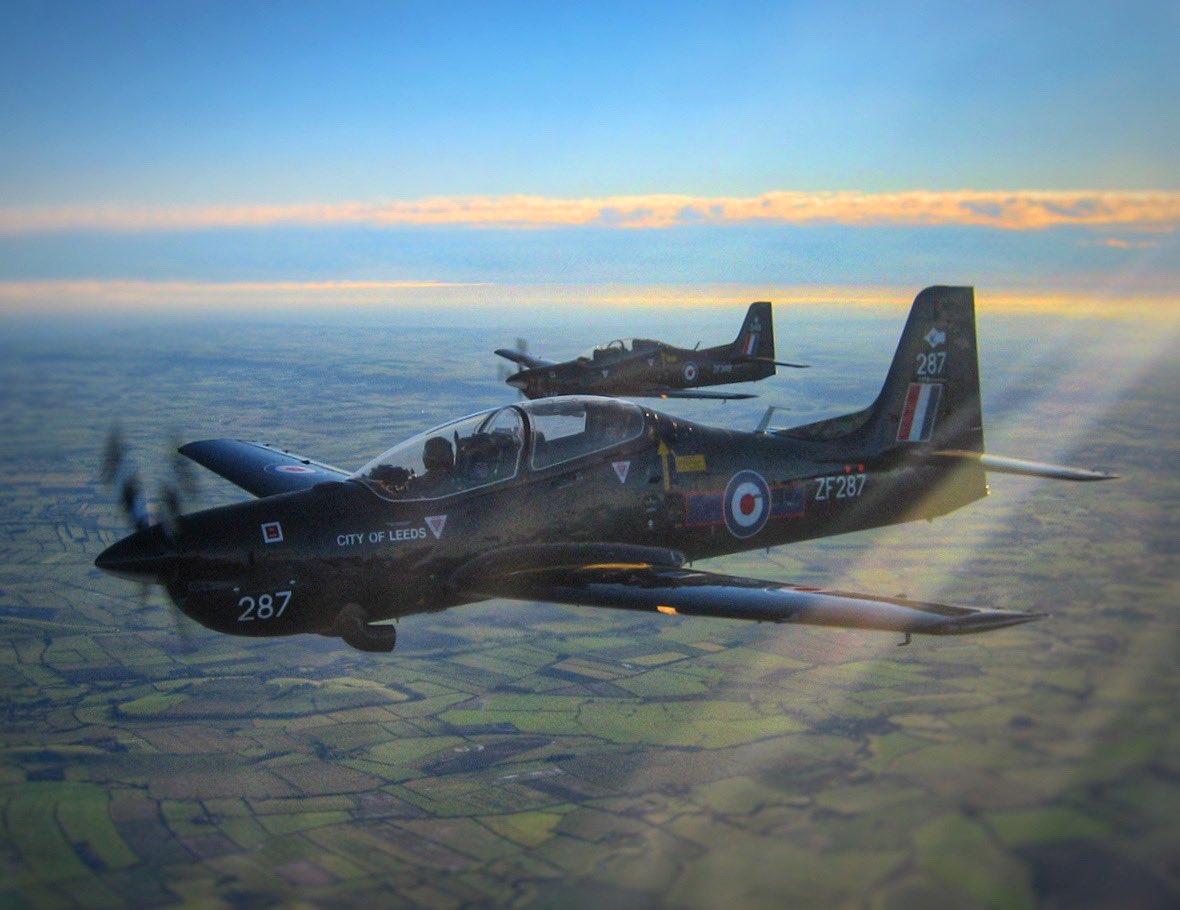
[[723, 470, 771, 539], [683, 362, 698, 383], [265, 463, 318, 475]]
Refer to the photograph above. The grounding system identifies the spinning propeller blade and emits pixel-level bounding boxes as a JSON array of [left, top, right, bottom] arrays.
[[100, 425, 200, 539], [496, 338, 530, 382], [101, 424, 150, 532], [496, 338, 531, 397], [157, 433, 200, 541], [97, 424, 201, 640]]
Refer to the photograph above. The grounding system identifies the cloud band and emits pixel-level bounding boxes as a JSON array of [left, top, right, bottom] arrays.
[[1, 190, 1177, 234]]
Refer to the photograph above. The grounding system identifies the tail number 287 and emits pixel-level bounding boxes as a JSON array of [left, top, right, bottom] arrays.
[[238, 590, 293, 621], [916, 352, 946, 376]]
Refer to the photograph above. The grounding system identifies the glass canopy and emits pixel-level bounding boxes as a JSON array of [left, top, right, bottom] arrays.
[[354, 397, 645, 501]]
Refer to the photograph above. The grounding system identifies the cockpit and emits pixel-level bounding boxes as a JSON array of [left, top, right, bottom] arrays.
[[353, 397, 647, 501], [577, 338, 659, 362]]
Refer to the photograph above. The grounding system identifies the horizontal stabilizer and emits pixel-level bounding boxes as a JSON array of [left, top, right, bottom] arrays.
[[735, 355, 809, 368], [454, 548, 1042, 638], [932, 450, 1118, 482], [180, 439, 350, 497], [494, 348, 557, 369]]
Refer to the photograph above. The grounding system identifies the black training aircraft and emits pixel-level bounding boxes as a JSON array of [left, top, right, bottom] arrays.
[[495, 301, 805, 400], [96, 287, 1114, 653]]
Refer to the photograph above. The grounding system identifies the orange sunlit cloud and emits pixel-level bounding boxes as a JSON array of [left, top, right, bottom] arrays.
[[1, 190, 1178, 234], [1088, 237, 1159, 249]]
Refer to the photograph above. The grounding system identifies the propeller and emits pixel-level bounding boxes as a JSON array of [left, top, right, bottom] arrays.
[[101, 424, 149, 532], [159, 433, 200, 541], [496, 337, 530, 382], [496, 338, 531, 399], [98, 424, 200, 641], [100, 424, 199, 540]]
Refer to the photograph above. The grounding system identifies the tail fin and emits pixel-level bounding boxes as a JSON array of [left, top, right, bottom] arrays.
[[729, 302, 775, 360], [779, 286, 1117, 490], [863, 286, 984, 454]]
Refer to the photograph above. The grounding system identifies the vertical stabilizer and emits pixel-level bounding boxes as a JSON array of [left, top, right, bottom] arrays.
[[864, 286, 984, 454], [730, 302, 775, 360]]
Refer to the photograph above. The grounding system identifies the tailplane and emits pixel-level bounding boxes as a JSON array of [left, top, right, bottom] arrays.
[[780, 285, 1116, 483]]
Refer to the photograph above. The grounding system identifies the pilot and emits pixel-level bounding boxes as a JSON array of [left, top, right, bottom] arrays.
[[368, 463, 412, 495], [418, 435, 455, 494]]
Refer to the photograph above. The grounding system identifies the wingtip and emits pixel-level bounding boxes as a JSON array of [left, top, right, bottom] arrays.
[[938, 608, 1046, 635]]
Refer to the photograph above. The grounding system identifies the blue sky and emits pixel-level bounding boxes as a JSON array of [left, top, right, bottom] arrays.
[[1, 1, 1176, 310]]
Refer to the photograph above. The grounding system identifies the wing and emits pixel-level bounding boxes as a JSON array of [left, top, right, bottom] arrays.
[[451, 544, 1041, 637], [649, 389, 758, 401], [494, 348, 558, 369], [179, 439, 351, 497]]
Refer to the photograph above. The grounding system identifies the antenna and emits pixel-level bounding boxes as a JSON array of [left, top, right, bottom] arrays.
[[754, 406, 779, 434]]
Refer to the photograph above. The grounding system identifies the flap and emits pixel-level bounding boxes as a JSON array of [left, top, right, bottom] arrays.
[[179, 439, 351, 497]]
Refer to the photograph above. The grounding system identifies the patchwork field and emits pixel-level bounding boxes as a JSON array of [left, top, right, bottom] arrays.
[[1, 301, 1176, 908]]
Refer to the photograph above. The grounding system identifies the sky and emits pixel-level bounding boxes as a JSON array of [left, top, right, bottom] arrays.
[[0, 0, 1177, 313]]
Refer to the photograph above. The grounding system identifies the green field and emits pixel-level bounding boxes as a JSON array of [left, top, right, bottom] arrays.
[[0, 304, 1177, 908]]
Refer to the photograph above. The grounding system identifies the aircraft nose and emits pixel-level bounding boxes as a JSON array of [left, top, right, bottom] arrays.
[[506, 374, 528, 391], [95, 525, 175, 582]]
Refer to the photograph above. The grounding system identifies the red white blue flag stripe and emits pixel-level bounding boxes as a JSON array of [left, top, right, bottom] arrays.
[[742, 333, 759, 356], [897, 382, 942, 442]]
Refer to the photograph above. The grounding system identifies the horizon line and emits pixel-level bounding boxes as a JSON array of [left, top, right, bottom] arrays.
[[1, 279, 1174, 319]]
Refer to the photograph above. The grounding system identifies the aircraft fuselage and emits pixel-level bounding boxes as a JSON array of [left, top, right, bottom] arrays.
[[510, 345, 775, 399], [100, 405, 986, 640]]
